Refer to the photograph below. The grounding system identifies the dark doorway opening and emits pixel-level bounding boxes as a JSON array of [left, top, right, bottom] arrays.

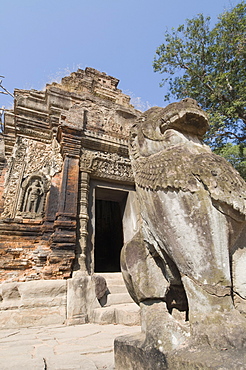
[[94, 188, 127, 272]]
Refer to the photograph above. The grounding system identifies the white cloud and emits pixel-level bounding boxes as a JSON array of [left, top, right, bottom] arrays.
[[124, 90, 153, 112]]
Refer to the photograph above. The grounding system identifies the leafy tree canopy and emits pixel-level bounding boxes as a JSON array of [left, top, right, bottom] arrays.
[[153, 1, 246, 154], [215, 143, 246, 179]]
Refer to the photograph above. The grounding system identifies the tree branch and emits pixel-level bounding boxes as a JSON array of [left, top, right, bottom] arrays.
[[215, 131, 246, 142], [179, 64, 246, 124], [0, 83, 14, 98]]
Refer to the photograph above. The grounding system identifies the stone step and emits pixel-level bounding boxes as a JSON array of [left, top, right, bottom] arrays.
[[91, 306, 115, 325], [92, 272, 140, 325], [92, 303, 140, 326], [107, 284, 128, 294], [97, 272, 123, 280], [115, 303, 141, 326], [97, 272, 125, 287], [105, 292, 135, 306]]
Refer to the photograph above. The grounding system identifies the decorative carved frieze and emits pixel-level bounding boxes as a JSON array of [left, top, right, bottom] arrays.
[[85, 105, 131, 138], [1, 139, 27, 218], [1, 137, 63, 220], [25, 138, 63, 177], [62, 99, 136, 142], [80, 150, 134, 183]]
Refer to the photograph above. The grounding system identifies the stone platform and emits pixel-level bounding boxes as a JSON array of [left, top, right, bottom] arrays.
[[0, 323, 140, 370]]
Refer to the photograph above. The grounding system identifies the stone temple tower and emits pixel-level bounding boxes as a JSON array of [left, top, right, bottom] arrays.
[[0, 68, 141, 327]]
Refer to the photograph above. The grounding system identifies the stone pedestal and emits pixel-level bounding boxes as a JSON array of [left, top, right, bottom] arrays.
[[115, 333, 167, 370], [114, 332, 246, 370]]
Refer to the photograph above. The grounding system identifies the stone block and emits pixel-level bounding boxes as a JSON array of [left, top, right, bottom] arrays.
[[91, 307, 116, 325], [114, 304, 140, 326], [18, 279, 67, 308], [66, 274, 100, 325], [0, 306, 66, 329], [0, 279, 67, 328]]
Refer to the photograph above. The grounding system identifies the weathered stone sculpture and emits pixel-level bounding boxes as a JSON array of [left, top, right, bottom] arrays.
[[115, 98, 246, 369]]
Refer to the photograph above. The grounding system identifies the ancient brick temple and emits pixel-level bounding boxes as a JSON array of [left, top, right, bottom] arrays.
[[0, 68, 141, 327]]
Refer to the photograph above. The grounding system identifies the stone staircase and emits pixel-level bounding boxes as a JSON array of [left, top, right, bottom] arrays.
[[91, 272, 140, 326]]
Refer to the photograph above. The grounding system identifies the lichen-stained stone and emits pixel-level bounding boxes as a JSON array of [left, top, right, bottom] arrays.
[[116, 98, 246, 369]]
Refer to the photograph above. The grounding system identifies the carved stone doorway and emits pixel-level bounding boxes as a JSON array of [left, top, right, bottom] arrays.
[[94, 187, 128, 273]]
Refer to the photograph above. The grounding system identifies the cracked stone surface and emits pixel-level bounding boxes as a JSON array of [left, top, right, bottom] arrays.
[[0, 323, 140, 369]]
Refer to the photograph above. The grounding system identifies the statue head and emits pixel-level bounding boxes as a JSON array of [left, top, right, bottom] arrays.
[[130, 98, 209, 159]]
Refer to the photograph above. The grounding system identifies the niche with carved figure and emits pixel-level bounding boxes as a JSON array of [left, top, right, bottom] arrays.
[[16, 174, 49, 219]]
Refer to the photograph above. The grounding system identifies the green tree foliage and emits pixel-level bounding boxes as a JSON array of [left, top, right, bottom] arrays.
[[153, 1, 246, 177], [215, 143, 246, 180]]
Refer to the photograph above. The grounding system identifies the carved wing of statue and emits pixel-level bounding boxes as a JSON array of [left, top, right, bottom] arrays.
[[134, 147, 246, 217]]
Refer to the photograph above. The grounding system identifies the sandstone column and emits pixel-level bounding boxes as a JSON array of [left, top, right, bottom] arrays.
[[76, 170, 90, 273]]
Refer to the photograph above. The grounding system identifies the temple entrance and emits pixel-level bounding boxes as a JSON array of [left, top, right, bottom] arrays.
[[94, 188, 127, 273]]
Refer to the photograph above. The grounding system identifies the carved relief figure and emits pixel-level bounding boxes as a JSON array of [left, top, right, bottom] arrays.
[[22, 178, 44, 213], [121, 98, 246, 354], [1, 137, 62, 220], [16, 175, 49, 219]]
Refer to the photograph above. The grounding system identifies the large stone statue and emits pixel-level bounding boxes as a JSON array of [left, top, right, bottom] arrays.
[[115, 98, 246, 369]]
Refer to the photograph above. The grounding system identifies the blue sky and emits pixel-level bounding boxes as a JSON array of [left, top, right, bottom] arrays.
[[1, 0, 241, 111]]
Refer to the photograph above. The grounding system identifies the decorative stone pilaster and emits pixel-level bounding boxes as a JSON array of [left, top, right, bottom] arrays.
[[49, 123, 82, 277], [76, 171, 90, 273]]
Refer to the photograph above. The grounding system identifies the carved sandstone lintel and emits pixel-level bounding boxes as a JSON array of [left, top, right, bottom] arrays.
[[80, 149, 134, 183]]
